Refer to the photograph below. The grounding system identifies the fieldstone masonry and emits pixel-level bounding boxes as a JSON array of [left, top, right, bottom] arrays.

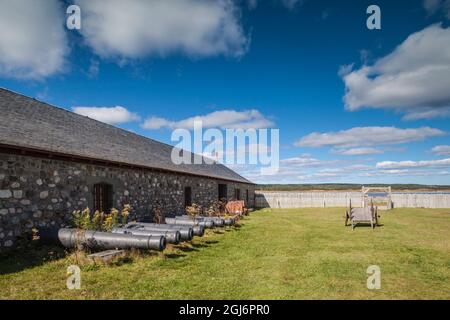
[[0, 153, 255, 251]]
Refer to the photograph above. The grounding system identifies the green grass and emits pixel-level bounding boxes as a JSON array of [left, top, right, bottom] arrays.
[[1, 208, 450, 300]]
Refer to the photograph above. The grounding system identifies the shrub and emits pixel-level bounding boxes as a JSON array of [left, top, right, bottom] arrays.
[[72, 204, 132, 232], [205, 200, 227, 217], [186, 203, 201, 219], [80, 208, 92, 230], [103, 208, 119, 232], [121, 204, 131, 225], [153, 206, 164, 224], [91, 210, 104, 230]]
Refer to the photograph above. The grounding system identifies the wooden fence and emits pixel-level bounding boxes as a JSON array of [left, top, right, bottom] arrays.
[[255, 191, 450, 209]]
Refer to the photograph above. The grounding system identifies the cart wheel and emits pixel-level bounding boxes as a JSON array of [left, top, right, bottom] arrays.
[[345, 210, 349, 226]]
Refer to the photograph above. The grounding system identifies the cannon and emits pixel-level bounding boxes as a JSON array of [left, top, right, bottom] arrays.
[[165, 217, 214, 228], [126, 222, 198, 239], [179, 215, 225, 227], [39, 228, 166, 251], [112, 227, 181, 244]]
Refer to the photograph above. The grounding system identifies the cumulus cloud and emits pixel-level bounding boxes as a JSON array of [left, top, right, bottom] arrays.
[[239, 160, 372, 184], [296, 126, 445, 148], [341, 24, 450, 120], [247, 0, 258, 10], [281, 0, 303, 10], [332, 147, 384, 156], [359, 169, 434, 178], [73, 106, 140, 125], [376, 158, 450, 169], [424, 0, 443, 14], [431, 145, 450, 155], [142, 109, 274, 130], [75, 0, 248, 60], [87, 59, 100, 78], [423, 0, 450, 18], [280, 155, 341, 168], [0, 0, 68, 79], [246, 0, 305, 11]]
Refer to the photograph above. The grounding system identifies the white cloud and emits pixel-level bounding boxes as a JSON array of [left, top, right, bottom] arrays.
[[247, 0, 305, 11], [75, 0, 248, 60], [332, 147, 384, 156], [360, 169, 433, 178], [87, 60, 100, 78], [376, 158, 450, 169], [296, 126, 445, 148], [423, 0, 450, 18], [280, 155, 341, 168], [341, 24, 450, 120], [281, 0, 302, 10], [142, 109, 274, 130], [424, 0, 443, 14], [73, 106, 140, 125], [247, 0, 258, 10], [142, 116, 172, 130], [431, 145, 450, 155], [0, 0, 68, 79]]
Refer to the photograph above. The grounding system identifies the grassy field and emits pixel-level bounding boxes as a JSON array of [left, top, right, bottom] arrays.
[[1, 208, 449, 300]]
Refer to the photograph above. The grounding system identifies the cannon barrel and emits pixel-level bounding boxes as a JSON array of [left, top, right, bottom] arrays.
[[112, 227, 181, 244], [223, 218, 235, 226], [165, 217, 214, 229], [39, 228, 165, 251], [127, 223, 197, 239], [180, 215, 225, 227]]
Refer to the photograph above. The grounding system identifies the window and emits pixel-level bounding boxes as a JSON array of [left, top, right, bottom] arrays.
[[235, 188, 241, 200], [218, 184, 227, 201], [184, 186, 192, 207], [93, 183, 113, 213]]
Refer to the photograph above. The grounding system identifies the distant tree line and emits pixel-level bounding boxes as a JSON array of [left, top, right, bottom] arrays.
[[257, 184, 450, 191]]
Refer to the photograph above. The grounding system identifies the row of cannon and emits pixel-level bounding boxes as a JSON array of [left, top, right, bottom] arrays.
[[39, 215, 237, 252]]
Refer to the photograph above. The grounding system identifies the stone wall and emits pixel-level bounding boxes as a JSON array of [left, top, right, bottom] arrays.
[[0, 153, 255, 251]]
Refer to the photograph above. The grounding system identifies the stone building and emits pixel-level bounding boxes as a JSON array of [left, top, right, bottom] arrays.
[[0, 88, 255, 250]]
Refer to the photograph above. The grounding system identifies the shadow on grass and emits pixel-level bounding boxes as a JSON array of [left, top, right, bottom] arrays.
[[0, 225, 241, 275], [191, 243, 211, 249], [165, 253, 187, 259], [0, 241, 66, 275], [348, 223, 385, 230], [175, 246, 199, 253]]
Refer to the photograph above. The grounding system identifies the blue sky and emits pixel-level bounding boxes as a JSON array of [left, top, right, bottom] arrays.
[[1, 0, 450, 184]]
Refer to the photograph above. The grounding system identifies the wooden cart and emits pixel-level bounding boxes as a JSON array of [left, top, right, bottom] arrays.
[[345, 200, 379, 230]]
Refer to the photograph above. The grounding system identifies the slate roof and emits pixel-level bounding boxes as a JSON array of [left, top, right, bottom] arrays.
[[0, 88, 253, 184]]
